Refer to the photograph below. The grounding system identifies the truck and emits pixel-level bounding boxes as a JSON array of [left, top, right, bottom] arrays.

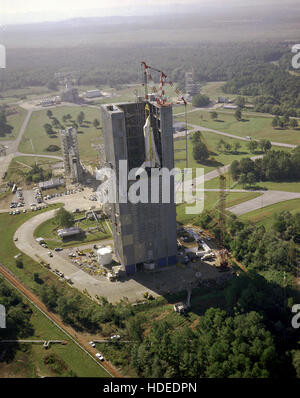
[[202, 252, 215, 261]]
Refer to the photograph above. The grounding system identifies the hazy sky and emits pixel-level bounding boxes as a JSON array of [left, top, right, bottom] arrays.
[[0, 0, 295, 24], [1, 0, 202, 23]]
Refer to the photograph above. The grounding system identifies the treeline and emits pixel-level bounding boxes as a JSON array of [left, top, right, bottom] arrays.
[[0, 278, 34, 362], [230, 147, 300, 185], [223, 63, 300, 117], [0, 106, 13, 138], [196, 209, 298, 274], [1, 42, 287, 95], [40, 284, 133, 332], [117, 270, 299, 378]]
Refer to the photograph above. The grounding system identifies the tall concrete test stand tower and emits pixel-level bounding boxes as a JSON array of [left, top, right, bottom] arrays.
[[101, 100, 177, 275]]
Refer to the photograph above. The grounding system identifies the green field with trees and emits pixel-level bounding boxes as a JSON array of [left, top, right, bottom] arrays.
[[177, 110, 300, 145], [19, 106, 102, 162], [34, 208, 111, 249]]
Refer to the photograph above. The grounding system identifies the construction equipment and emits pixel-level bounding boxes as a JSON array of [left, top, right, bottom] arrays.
[[192, 131, 229, 269], [141, 61, 189, 168], [174, 283, 192, 314]]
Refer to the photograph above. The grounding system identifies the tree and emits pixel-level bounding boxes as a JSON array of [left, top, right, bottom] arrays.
[[93, 118, 100, 129], [290, 118, 298, 129], [247, 140, 259, 154], [210, 111, 218, 120], [234, 109, 242, 121], [51, 117, 60, 129], [233, 142, 242, 153], [272, 117, 279, 128], [235, 96, 246, 108], [192, 94, 210, 108], [230, 160, 240, 180], [238, 173, 248, 188], [224, 142, 232, 153], [193, 141, 209, 163], [216, 139, 226, 153], [55, 207, 75, 228], [46, 110, 53, 119], [246, 172, 257, 186], [46, 144, 60, 152], [77, 111, 85, 126], [259, 139, 272, 153], [43, 123, 53, 135], [0, 108, 13, 138]]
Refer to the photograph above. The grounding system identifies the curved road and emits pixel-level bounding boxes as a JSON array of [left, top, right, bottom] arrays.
[[13, 209, 162, 303]]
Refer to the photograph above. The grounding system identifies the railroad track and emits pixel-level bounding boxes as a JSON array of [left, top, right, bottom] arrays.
[[0, 262, 122, 378]]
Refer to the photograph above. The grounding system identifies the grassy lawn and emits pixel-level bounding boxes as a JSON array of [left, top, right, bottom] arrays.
[[239, 198, 300, 229], [0, 205, 64, 292], [4, 156, 61, 184], [205, 170, 300, 193], [0, 207, 111, 377], [176, 110, 300, 145], [18, 106, 103, 162], [174, 132, 254, 175], [176, 191, 262, 224], [0, 106, 27, 141], [0, 276, 109, 377], [0, 87, 61, 105], [232, 179, 300, 193], [34, 211, 112, 249], [200, 81, 236, 102]]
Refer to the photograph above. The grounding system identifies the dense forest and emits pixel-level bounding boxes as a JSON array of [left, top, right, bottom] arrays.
[[0, 278, 33, 362], [230, 146, 300, 185], [1, 40, 298, 117], [0, 43, 288, 92]]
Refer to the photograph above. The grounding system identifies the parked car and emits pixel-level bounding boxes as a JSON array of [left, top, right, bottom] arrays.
[[89, 341, 96, 348], [95, 353, 104, 361], [110, 335, 120, 340]]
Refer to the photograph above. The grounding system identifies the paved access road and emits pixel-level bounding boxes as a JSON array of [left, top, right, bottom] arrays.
[[14, 209, 163, 303], [226, 190, 300, 216]]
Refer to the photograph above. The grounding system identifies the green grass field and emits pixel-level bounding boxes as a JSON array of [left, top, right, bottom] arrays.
[[5, 156, 61, 184], [18, 106, 103, 162], [34, 211, 112, 249], [0, 275, 109, 377], [0, 106, 27, 141], [205, 170, 300, 193], [239, 198, 300, 229], [200, 81, 236, 102], [0, 87, 61, 105], [0, 205, 110, 377], [174, 132, 255, 175], [176, 191, 262, 224], [177, 110, 300, 145]]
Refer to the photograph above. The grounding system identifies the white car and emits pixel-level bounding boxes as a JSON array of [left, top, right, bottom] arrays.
[[89, 341, 96, 348], [95, 353, 104, 361], [110, 335, 120, 340]]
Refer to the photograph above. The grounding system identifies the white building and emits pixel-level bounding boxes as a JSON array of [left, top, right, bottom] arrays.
[[85, 89, 102, 99]]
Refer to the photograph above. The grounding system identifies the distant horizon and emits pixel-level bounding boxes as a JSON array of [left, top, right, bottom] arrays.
[[1, 0, 299, 26]]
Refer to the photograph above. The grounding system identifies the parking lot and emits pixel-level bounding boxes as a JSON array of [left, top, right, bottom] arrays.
[[8, 184, 99, 215]]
